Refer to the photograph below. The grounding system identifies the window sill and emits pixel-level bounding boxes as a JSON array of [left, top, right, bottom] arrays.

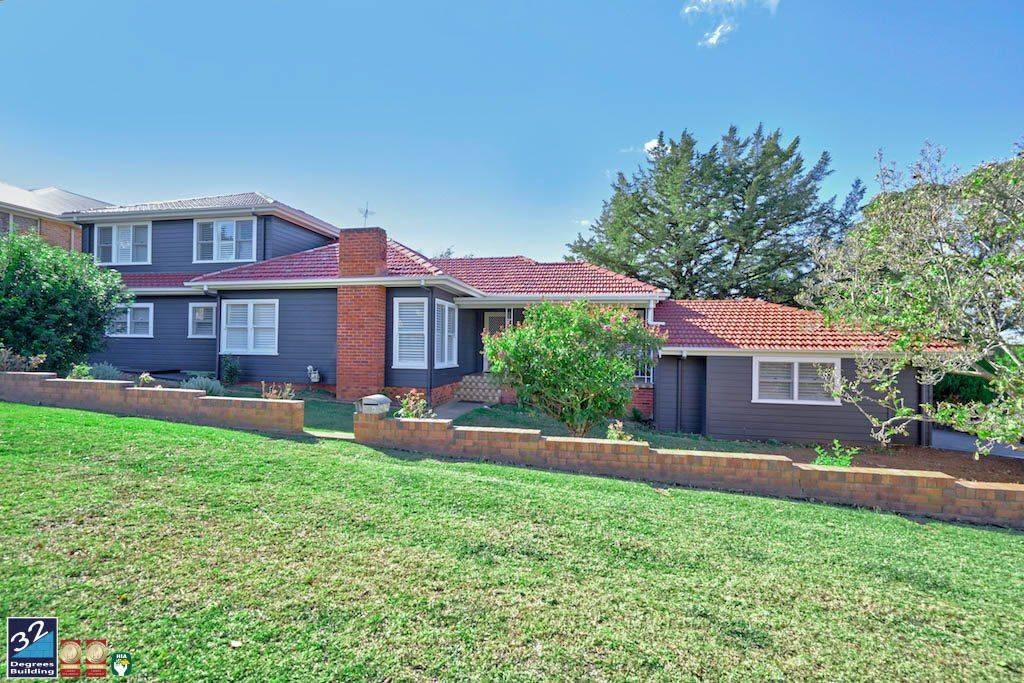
[[434, 362, 458, 370], [95, 261, 153, 267], [751, 399, 841, 406], [392, 363, 428, 370], [221, 349, 278, 356], [107, 334, 154, 339], [188, 334, 216, 340], [193, 258, 257, 265]]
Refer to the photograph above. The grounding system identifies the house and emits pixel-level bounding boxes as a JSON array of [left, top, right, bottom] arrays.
[[0, 180, 109, 250], [65, 191, 932, 446]]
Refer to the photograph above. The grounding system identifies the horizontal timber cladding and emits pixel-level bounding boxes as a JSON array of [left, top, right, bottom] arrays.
[[703, 356, 921, 445], [219, 289, 338, 385], [89, 296, 217, 373], [0, 372, 303, 433], [654, 356, 706, 434], [385, 287, 478, 389], [353, 411, 1024, 530]]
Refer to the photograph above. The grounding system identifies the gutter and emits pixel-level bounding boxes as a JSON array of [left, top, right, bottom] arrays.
[[183, 275, 486, 297]]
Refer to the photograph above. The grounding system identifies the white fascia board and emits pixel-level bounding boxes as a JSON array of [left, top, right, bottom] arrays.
[[183, 275, 485, 296], [128, 287, 197, 296], [453, 293, 666, 308], [0, 201, 64, 221], [661, 346, 855, 357], [65, 206, 339, 238]]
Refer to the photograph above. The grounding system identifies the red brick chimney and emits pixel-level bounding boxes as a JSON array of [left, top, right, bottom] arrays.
[[336, 228, 388, 400]]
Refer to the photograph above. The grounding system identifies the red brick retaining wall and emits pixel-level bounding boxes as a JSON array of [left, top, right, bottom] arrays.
[[354, 412, 1024, 530], [0, 372, 304, 433], [384, 380, 461, 406]]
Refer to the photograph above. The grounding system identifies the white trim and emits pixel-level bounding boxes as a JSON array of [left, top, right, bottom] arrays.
[[433, 299, 458, 369], [392, 297, 429, 369], [454, 293, 667, 307], [187, 302, 217, 339], [192, 216, 258, 264], [128, 287, 195, 296], [482, 311, 508, 372], [751, 356, 842, 406], [183, 275, 486, 297], [93, 222, 152, 266], [219, 299, 279, 355], [661, 347, 851, 357], [106, 303, 154, 338]]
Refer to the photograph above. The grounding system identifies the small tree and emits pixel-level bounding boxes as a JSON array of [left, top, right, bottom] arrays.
[[802, 145, 1024, 453], [483, 301, 665, 437], [0, 233, 131, 374]]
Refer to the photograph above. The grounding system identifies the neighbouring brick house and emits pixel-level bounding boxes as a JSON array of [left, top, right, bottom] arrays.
[[62, 190, 935, 445], [0, 180, 110, 250]]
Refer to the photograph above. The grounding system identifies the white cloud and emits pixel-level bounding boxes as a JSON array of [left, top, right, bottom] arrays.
[[643, 138, 661, 154], [699, 20, 735, 47], [681, 0, 778, 47], [575, 219, 592, 227]]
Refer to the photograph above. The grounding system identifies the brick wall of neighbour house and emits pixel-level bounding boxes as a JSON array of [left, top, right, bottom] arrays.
[[353, 411, 1024, 530], [630, 386, 654, 419], [335, 227, 388, 401], [0, 372, 304, 433], [37, 219, 81, 251], [383, 380, 461, 406]]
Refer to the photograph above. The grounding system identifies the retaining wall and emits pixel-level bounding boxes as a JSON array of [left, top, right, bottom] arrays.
[[0, 372, 304, 433], [354, 412, 1024, 530]]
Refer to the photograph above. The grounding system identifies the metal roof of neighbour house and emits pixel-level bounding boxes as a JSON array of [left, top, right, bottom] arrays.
[[0, 181, 110, 217], [653, 299, 955, 352]]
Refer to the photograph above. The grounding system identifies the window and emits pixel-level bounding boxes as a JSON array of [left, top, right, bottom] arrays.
[[0, 212, 40, 235], [95, 223, 151, 265], [434, 300, 458, 369], [107, 303, 154, 338], [752, 357, 841, 405], [220, 300, 278, 355], [188, 302, 217, 339], [393, 298, 428, 369], [194, 218, 255, 263]]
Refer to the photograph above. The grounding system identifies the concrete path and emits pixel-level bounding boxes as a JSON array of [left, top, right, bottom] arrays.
[[434, 400, 490, 420], [933, 428, 1023, 459]]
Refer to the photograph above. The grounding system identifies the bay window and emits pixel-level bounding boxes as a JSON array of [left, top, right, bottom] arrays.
[[434, 300, 458, 369], [752, 357, 841, 405]]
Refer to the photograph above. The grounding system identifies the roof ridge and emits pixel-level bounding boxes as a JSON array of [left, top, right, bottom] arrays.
[[96, 190, 271, 211], [387, 239, 445, 276]]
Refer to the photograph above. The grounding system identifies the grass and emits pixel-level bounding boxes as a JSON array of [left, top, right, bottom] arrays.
[[223, 384, 354, 434], [1, 402, 1023, 680], [453, 403, 799, 453]]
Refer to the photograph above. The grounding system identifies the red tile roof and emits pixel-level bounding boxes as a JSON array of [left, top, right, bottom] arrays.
[[654, 299, 947, 351], [432, 256, 664, 295], [119, 272, 194, 288]]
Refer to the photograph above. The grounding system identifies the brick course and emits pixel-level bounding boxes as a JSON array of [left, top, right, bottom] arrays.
[[629, 386, 654, 419], [335, 227, 388, 400], [354, 411, 1024, 530], [0, 372, 304, 433]]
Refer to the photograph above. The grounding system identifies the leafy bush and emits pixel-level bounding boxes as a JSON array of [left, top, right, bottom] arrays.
[[0, 233, 131, 374], [180, 376, 225, 395], [484, 301, 665, 437], [136, 372, 158, 387], [220, 355, 241, 385], [0, 344, 46, 371], [89, 362, 125, 380], [812, 439, 859, 467], [394, 389, 435, 418], [261, 381, 296, 400], [606, 420, 635, 442], [68, 363, 92, 379]]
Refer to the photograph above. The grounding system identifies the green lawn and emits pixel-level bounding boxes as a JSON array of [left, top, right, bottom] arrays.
[[454, 403, 801, 453], [223, 385, 354, 433], [1, 403, 1022, 680]]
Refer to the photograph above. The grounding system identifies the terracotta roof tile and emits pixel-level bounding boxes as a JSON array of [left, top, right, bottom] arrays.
[[431, 256, 663, 295], [119, 272, 194, 289]]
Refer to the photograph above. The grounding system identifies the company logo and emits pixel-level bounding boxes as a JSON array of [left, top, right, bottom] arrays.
[[110, 652, 133, 677], [7, 617, 58, 679]]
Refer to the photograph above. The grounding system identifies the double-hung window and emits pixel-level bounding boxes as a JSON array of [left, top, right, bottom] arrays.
[[95, 223, 151, 265], [194, 218, 255, 263], [0, 212, 40, 235], [393, 298, 428, 369], [221, 300, 278, 355], [188, 303, 217, 339], [434, 300, 458, 369], [107, 303, 154, 338], [752, 357, 841, 405]]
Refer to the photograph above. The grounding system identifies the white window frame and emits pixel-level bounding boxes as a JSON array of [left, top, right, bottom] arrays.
[[434, 300, 459, 369], [94, 222, 152, 266], [187, 302, 218, 339], [392, 297, 429, 370], [192, 217, 258, 264], [106, 303, 154, 339], [751, 356, 842, 406], [219, 299, 279, 356]]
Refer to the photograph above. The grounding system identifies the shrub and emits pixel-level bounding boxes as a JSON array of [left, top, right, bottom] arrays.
[[181, 376, 225, 395], [0, 233, 131, 374], [89, 362, 125, 380], [812, 439, 859, 467], [261, 381, 296, 400], [0, 344, 46, 372], [630, 406, 648, 423], [606, 420, 635, 442], [484, 301, 665, 437], [220, 355, 241, 385], [136, 372, 158, 387], [68, 363, 92, 379], [394, 389, 435, 418]]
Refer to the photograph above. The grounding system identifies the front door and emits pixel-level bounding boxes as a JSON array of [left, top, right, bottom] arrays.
[[482, 312, 507, 372]]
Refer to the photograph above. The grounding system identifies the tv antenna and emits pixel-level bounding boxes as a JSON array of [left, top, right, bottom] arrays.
[[358, 202, 376, 227]]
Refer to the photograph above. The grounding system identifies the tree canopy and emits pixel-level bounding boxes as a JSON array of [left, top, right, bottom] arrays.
[[568, 125, 864, 304], [0, 233, 131, 374]]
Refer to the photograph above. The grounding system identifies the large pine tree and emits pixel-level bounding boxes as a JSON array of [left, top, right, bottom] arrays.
[[568, 125, 864, 304]]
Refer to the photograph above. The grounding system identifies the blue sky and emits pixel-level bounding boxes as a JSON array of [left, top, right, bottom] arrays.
[[2, 0, 1021, 260]]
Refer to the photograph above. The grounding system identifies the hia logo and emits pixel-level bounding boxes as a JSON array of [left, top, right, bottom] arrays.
[[7, 617, 58, 679]]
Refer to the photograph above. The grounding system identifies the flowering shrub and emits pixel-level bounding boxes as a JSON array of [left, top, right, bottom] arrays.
[[0, 345, 46, 372], [606, 420, 635, 442], [484, 301, 665, 437], [261, 381, 296, 400], [394, 389, 436, 419]]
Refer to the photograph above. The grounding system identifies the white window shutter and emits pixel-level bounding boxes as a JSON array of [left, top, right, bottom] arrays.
[[758, 361, 794, 400], [395, 300, 427, 367], [434, 302, 444, 366], [251, 303, 277, 352], [116, 226, 133, 263]]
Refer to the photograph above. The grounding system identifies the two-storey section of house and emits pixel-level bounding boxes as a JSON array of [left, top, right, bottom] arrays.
[[68, 192, 342, 384]]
